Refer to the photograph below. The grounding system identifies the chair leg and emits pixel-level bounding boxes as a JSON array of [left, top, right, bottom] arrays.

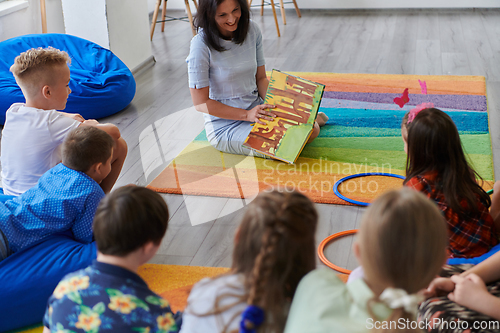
[[269, 0, 280, 37], [185, 0, 196, 36], [248, 0, 253, 6], [161, 0, 167, 32], [150, 0, 162, 40], [260, 0, 264, 16], [279, 0, 286, 25], [192, 0, 198, 10], [292, 0, 301, 17]]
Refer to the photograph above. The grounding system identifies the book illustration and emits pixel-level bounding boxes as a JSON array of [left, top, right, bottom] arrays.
[[243, 70, 325, 164]]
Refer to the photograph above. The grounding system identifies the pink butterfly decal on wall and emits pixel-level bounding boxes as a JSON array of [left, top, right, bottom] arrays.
[[393, 88, 409, 108], [418, 80, 427, 94]]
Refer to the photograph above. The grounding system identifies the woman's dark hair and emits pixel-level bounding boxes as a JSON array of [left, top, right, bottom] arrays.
[[93, 186, 169, 256], [403, 108, 491, 218], [194, 0, 250, 52]]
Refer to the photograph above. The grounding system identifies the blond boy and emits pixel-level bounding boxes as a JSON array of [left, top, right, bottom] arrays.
[[2, 47, 127, 196]]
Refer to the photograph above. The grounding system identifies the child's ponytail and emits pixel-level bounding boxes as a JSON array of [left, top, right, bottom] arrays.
[[235, 190, 318, 333], [368, 288, 424, 333]]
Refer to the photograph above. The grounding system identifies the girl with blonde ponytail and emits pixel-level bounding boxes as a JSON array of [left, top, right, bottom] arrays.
[[179, 189, 318, 333], [285, 188, 448, 333]]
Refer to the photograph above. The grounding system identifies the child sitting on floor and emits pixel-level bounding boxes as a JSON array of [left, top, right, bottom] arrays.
[[419, 249, 500, 333], [0, 126, 114, 262], [284, 188, 448, 333], [42, 186, 181, 333], [402, 107, 500, 258], [2, 46, 127, 196], [179, 189, 318, 333]]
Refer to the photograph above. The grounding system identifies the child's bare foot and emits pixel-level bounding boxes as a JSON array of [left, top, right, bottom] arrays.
[[317, 112, 329, 127]]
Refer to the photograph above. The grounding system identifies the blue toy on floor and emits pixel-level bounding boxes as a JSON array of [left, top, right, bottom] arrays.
[[0, 33, 136, 124]]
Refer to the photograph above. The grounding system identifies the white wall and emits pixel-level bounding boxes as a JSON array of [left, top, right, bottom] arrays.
[[107, 0, 153, 71], [0, 0, 64, 42], [62, 0, 109, 48], [147, 0, 500, 10], [1, 0, 152, 72]]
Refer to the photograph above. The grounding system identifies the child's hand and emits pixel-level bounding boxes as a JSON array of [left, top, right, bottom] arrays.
[[424, 277, 455, 298], [62, 113, 85, 122], [447, 274, 489, 309], [494, 180, 500, 194], [82, 119, 100, 126]]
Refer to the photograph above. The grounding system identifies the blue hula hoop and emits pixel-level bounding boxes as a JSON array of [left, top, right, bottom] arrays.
[[333, 173, 406, 206]]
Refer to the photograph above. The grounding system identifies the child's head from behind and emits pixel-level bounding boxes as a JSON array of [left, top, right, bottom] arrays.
[[93, 186, 169, 257], [233, 189, 318, 330], [10, 47, 71, 110], [405, 108, 465, 177], [62, 126, 114, 183], [357, 188, 447, 296], [404, 108, 490, 216]]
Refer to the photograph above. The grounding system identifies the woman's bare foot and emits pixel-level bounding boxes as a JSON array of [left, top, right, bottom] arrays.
[[317, 112, 329, 127]]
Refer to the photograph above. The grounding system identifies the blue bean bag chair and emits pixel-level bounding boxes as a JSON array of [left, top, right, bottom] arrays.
[[0, 33, 136, 124], [447, 243, 500, 265], [0, 232, 96, 332]]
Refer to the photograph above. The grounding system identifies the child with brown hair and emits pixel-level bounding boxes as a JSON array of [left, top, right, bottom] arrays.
[[0, 126, 114, 262], [402, 107, 500, 258], [43, 186, 181, 332], [2, 47, 127, 196], [285, 188, 448, 333], [179, 189, 318, 333]]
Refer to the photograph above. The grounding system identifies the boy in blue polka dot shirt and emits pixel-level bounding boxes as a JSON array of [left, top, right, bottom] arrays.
[[0, 126, 114, 261]]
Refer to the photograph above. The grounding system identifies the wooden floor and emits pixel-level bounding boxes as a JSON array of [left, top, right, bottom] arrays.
[[58, 9, 500, 269]]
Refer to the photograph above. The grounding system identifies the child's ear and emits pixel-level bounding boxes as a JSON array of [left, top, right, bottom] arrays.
[[353, 241, 361, 263], [234, 226, 241, 244], [41, 85, 51, 99], [142, 241, 159, 261], [86, 162, 103, 182]]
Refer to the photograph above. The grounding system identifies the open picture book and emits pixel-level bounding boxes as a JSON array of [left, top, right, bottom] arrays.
[[242, 70, 325, 164]]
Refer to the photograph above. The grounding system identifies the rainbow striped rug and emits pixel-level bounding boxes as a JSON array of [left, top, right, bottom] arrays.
[[148, 73, 494, 205]]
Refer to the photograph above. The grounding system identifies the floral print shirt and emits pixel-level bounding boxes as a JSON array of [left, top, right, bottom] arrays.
[[43, 261, 181, 333]]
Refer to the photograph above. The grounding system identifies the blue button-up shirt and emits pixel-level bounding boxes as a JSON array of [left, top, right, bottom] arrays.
[[0, 163, 105, 253]]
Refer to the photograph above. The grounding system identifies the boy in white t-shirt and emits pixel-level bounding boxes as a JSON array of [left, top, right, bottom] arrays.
[[1, 47, 127, 196]]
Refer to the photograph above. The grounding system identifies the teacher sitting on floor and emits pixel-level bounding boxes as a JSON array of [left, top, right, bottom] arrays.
[[186, 0, 325, 158]]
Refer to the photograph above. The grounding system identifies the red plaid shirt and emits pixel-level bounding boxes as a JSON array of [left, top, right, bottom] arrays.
[[406, 173, 498, 258]]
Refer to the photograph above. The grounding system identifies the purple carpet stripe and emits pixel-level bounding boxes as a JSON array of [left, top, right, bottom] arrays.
[[319, 98, 485, 113], [323, 92, 487, 111]]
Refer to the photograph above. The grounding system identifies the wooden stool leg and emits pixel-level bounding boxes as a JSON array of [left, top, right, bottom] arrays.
[[248, 0, 253, 6], [279, 0, 286, 25], [40, 0, 47, 33], [161, 0, 167, 32], [185, 0, 196, 36], [150, 0, 162, 40], [292, 0, 301, 17], [260, 0, 264, 16], [269, 0, 280, 37], [192, 0, 198, 10]]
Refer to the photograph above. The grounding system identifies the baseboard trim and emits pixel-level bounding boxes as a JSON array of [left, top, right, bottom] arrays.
[[132, 55, 156, 77]]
